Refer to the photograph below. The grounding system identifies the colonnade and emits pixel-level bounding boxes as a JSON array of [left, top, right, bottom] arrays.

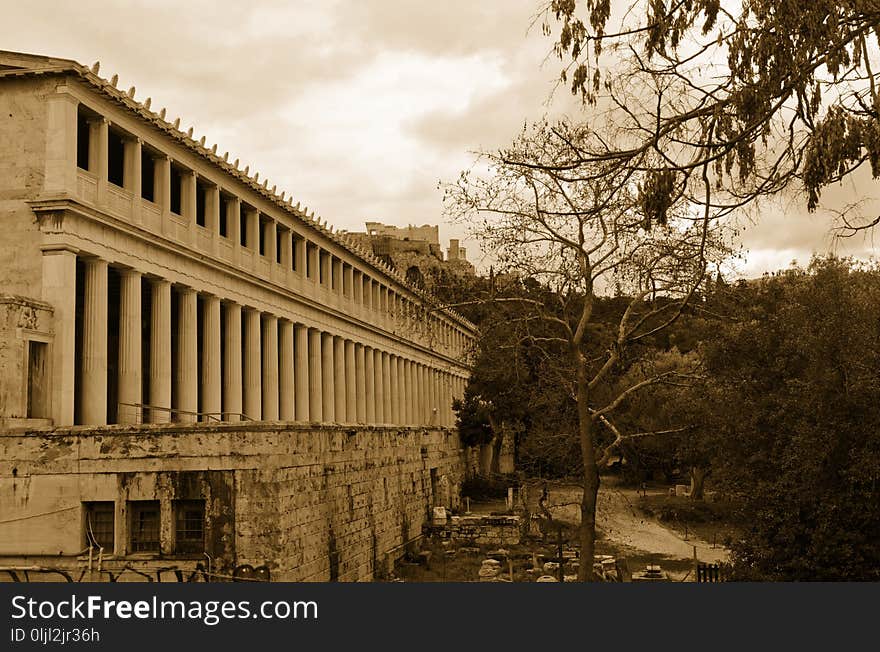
[[64, 255, 467, 427]]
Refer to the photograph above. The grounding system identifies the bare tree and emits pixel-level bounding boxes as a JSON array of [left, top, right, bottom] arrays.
[[446, 120, 729, 580]]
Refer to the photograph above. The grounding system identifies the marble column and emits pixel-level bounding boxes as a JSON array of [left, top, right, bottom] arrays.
[[333, 336, 346, 421], [261, 314, 279, 420], [389, 356, 400, 424], [243, 307, 262, 420], [322, 332, 335, 422], [405, 359, 414, 426], [429, 369, 438, 427], [419, 365, 431, 426], [398, 358, 408, 425], [344, 340, 356, 423], [279, 320, 295, 421], [149, 279, 171, 423], [372, 348, 384, 424], [117, 269, 142, 424], [81, 258, 108, 425], [294, 324, 309, 421], [364, 346, 376, 423], [223, 302, 242, 421], [308, 328, 322, 421], [175, 287, 198, 423], [41, 247, 77, 425], [355, 343, 366, 423], [201, 295, 221, 421], [381, 352, 392, 424]]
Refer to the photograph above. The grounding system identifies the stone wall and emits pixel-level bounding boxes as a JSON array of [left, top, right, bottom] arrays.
[[0, 76, 49, 298], [427, 515, 521, 546], [0, 295, 54, 425], [0, 423, 467, 581]]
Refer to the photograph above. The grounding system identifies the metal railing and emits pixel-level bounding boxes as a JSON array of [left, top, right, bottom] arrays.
[[117, 402, 254, 425]]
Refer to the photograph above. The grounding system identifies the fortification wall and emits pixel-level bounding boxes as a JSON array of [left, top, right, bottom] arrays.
[[0, 423, 469, 581]]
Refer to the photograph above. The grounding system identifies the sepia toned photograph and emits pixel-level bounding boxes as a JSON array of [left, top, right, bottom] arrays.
[[1, 0, 879, 592]]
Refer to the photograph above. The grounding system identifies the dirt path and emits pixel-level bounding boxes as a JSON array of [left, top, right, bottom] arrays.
[[539, 481, 729, 578], [596, 486, 729, 565]]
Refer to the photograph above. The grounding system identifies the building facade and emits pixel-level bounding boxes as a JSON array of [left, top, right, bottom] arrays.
[[0, 51, 477, 580]]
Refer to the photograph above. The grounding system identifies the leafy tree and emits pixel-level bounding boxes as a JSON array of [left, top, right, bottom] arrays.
[[543, 1, 880, 231], [706, 258, 880, 579]]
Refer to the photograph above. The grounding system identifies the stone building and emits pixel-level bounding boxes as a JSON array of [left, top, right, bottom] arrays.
[[0, 50, 477, 581], [343, 221, 475, 290]]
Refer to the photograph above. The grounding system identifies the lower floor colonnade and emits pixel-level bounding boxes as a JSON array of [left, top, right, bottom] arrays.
[[42, 250, 468, 428]]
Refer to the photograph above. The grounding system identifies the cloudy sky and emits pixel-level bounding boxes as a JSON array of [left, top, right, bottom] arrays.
[[4, 0, 880, 277]]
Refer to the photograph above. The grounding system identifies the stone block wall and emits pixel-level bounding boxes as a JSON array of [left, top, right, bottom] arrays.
[[0, 423, 467, 581], [0, 295, 54, 424], [427, 515, 521, 546]]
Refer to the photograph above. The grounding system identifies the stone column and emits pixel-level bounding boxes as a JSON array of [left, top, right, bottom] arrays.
[[247, 208, 260, 253], [149, 278, 172, 423], [344, 340, 356, 423], [308, 328, 323, 421], [397, 358, 407, 425], [90, 118, 108, 203], [294, 236, 306, 278], [321, 332, 335, 422], [354, 343, 366, 423], [419, 364, 431, 426], [372, 348, 383, 424], [354, 271, 363, 305], [333, 258, 343, 297], [444, 373, 452, 426], [405, 359, 414, 425], [294, 324, 310, 421], [279, 320, 295, 421], [117, 269, 142, 424], [175, 287, 198, 423], [307, 243, 319, 283], [261, 315, 279, 420], [157, 156, 171, 232], [124, 137, 142, 222], [429, 368, 438, 427], [223, 302, 242, 421], [381, 351, 392, 424], [81, 258, 108, 425], [41, 247, 77, 425], [333, 336, 346, 421], [228, 198, 241, 262], [363, 278, 372, 311], [44, 93, 78, 194], [264, 219, 276, 262], [201, 295, 221, 421], [389, 356, 400, 424], [406, 359, 416, 426], [344, 265, 354, 301], [184, 171, 197, 224], [243, 307, 262, 420]]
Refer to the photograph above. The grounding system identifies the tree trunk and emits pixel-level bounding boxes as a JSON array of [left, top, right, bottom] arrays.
[[689, 466, 707, 500], [491, 430, 504, 474], [487, 413, 503, 474], [575, 352, 599, 581], [478, 443, 493, 476]]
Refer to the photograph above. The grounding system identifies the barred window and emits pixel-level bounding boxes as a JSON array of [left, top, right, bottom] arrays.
[[129, 501, 160, 553], [84, 502, 114, 552], [174, 500, 205, 554]]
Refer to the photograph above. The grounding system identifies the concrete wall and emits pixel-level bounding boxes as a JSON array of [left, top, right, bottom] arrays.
[[0, 423, 467, 581]]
